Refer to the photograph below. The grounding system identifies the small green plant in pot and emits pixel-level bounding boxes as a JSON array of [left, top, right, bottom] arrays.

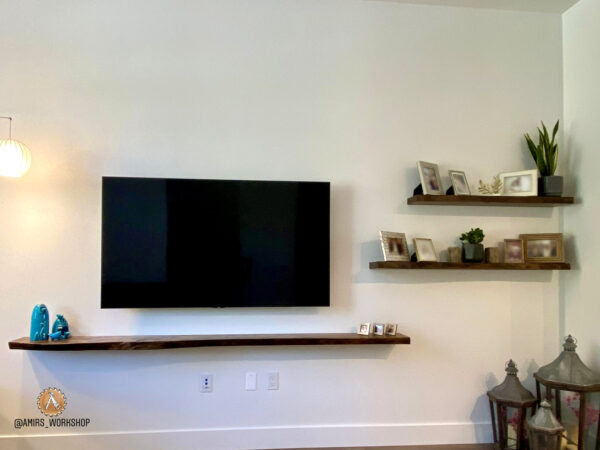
[[460, 228, 485, 263], [525, 120, 563, 196]]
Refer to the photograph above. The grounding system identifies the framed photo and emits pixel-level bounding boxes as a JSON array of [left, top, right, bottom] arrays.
[[417, 161, 444, 195], [413, 238, 437, 262], [373, 323, 385, 336], [449, 170, 471, 195], [499, 170, 538, 196], [379, 231, 410, 262], [504, 239, 524, 263], [385, 324, 397, 336], [357, 322, 371, 336], [520, 233, 564, 263]]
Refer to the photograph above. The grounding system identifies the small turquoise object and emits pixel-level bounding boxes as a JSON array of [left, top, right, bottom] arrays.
[[30, 304, 49, 341], [50, 314, 70, 340]]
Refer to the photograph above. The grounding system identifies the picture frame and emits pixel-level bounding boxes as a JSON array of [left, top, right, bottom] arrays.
[[357, 322, 371, 336], [413, 238, 437, 262], [499, 170, 538, 196], [373, 323, 385, 336], [504, 239, 524, 264], [417, 161, 444, 195], [379, 231, 410, 262], [385, 324, 397, 336], [448, 170, 471, 195], [520, 233, 564, 263]]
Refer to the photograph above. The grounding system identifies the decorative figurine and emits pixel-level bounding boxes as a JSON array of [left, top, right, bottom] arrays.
[[30, 304, 49, 341], [50, 314, 70, 340]]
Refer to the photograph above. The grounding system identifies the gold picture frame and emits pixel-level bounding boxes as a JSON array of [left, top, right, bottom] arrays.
[[520, 233, 564, 263]]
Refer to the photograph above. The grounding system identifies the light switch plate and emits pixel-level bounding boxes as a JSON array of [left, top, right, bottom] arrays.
[[267, 372, 279, 390], [245, 372, 257, 391]]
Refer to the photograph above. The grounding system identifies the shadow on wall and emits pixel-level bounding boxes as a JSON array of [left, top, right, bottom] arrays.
[[354, 240, 554, 284]]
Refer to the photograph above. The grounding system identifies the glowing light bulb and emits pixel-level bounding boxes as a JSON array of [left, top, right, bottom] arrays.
[[0, 139, 32, 177]]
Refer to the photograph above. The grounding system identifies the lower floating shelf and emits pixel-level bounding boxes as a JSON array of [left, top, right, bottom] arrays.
[[8, 333, 411, 351], [369, 261, 570, 270]]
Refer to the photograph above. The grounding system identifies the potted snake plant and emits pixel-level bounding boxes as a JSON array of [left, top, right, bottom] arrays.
[[460, 228, 485, 263], [525, 120, 563, 196]]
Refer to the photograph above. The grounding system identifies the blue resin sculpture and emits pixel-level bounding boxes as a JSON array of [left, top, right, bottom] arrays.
[[50, 314, 70, 340], [30, 304, 49, 341]]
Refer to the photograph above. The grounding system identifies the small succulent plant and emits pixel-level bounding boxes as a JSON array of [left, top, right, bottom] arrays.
[[460, 228, 485, 244]]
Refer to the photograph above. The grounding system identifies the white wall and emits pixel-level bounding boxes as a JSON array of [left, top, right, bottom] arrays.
[[562, 0, 600, 370], [0, 1, 563, 448]]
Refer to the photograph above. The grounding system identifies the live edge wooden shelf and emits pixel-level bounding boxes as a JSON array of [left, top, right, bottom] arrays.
[[407, 195, 574, 207], [370, 261, 570, 270], [8, 333, 410, 351]]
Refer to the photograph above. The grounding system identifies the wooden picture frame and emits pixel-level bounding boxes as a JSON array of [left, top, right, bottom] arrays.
[[449, 170, 471, 195], [417, 161, 444, 195], [379, 231, 410, 261], [520, 233, 564, 263], [504, 239, 524, 263], [413, 238, 437, 262], [500, 170, 538, 196]]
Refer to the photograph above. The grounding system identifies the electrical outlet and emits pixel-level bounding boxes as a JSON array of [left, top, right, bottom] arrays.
[[201, 374, 213, 393], [267, 372, 279, 390], [245, 372, 257, 391]]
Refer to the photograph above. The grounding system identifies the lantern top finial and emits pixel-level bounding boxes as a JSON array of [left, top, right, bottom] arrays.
[[506, 359, 518, 375], [563, 334, 577, 351]]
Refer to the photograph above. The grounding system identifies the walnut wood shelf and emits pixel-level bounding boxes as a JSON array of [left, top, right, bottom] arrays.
[[8, 333, 410, 351], [369, 261, 570, 270], [407, 195, 574, 207]]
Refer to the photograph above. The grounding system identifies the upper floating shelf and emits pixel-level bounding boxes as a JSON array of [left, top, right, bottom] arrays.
[[407, 195, 574, 207], [370, 261, 570, 270], [8, 333, 411, 351]]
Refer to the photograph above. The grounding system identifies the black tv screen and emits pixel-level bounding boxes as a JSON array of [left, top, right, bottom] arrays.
[[101, 177, 330, 308]]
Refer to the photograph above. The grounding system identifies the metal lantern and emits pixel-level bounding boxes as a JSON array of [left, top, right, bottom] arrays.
[[534, 335, 600, 449], [488, 360, 538, 449], [527, 400, 565, 450]]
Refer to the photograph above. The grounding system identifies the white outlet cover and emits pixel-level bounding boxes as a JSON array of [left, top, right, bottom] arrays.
[[267, 372, 279, 390], [201, 374, 213, 393]]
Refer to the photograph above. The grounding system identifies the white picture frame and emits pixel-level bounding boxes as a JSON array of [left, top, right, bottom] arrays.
[[379, 231, 410, 262], [373, 323, 385, 336], [499, 170, 538, 196], [413, 238, 438, 262], [357, 322, 371, 336], [417, 161, 444, 195], [385, 324, 397, 336], [448, 170, 471, 195]]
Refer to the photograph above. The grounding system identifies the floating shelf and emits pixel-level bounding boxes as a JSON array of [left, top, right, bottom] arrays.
[[407, 195, 574, 207], [8, 333, 410, 351], [369, 261, 570, 270]]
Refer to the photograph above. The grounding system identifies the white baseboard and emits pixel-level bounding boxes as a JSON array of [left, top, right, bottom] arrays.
[[1, 422, 492, 450]]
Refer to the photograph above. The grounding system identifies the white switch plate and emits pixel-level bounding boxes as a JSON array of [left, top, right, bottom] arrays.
[[201, 374, 213, 393], [267, 372, 279, 390], [245, 372, 257, 391]]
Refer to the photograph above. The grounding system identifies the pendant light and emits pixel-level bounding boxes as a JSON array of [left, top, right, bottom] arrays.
[[0, 117, 32, 177]]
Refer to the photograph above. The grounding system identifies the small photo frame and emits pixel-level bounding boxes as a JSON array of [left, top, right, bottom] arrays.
[[499, 170, 538, 196], [380, 231, 410, 262], [418, 161, 444, 195], [504, 239, 524, 263], [385, 324, 397, 336], [373, 323, 385, 336], [413, 238, 438, 262], [520, 233, 564, 263], [357, 322, 371, 336], [449, 170, 471, 195]]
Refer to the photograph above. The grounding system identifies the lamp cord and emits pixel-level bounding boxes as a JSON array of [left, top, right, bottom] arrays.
[[0, 116, 13, 139]]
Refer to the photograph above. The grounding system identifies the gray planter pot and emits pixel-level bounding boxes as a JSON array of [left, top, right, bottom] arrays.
[[539, 176, 563, 197], [462, 243, 484, 263]]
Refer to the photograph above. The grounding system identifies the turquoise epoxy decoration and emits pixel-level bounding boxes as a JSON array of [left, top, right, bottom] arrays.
[[50, 314, 70, 340], [30, 304, 49, 341]]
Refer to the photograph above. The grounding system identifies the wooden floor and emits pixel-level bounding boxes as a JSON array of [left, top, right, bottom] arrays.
[[290, 445, 493, 450]]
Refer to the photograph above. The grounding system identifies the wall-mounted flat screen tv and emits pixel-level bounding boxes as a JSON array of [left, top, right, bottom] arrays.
[[101, 177, 330, 308]]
